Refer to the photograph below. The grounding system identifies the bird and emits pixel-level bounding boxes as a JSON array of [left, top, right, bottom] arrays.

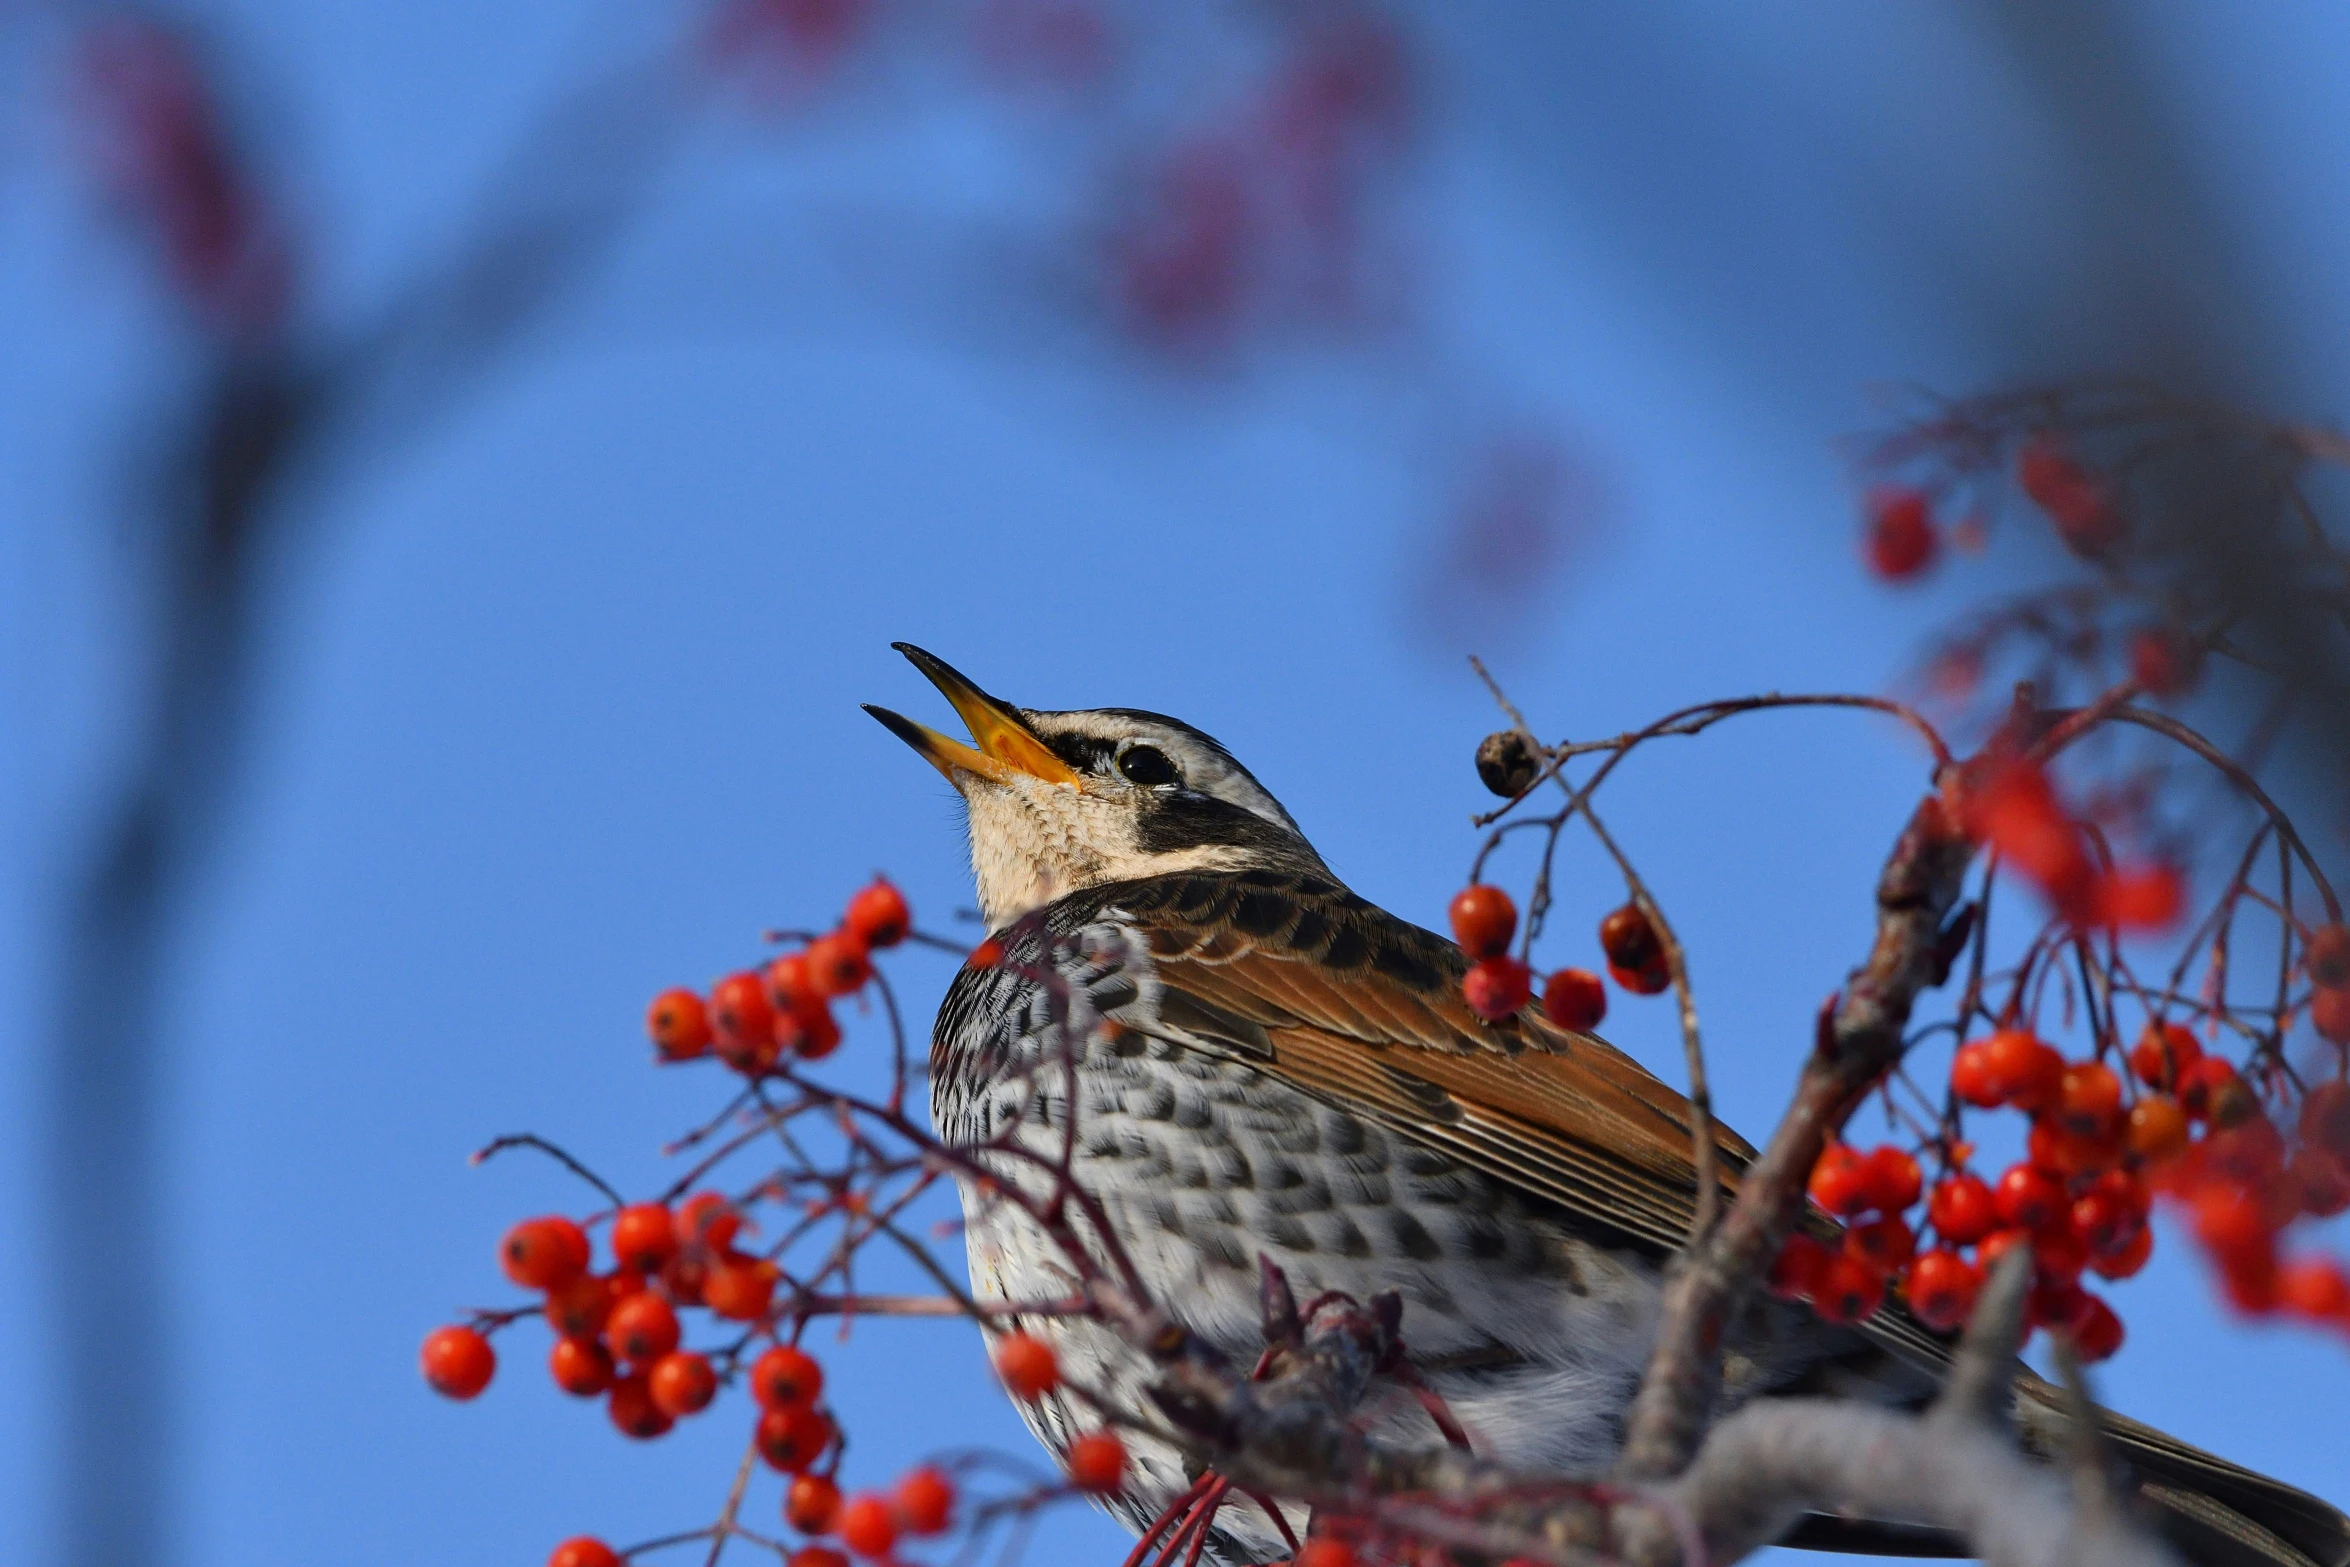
[[864, 643, 2349, 1567]]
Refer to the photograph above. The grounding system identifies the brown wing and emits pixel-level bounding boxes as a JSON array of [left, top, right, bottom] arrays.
[[1098, 868, 1958, 1376]]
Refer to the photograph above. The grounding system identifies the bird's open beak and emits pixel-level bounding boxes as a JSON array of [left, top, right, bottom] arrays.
[[864, 644, 1081, 789]]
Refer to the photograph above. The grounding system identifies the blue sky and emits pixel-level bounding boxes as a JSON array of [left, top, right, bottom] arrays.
[[4, 4, 2349, 1565]]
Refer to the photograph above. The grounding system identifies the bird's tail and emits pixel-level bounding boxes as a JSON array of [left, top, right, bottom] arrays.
[[2012, 1373, 2350, 1567]]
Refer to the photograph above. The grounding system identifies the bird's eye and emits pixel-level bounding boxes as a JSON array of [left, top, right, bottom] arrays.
[[1117, 744, 1179, 787]]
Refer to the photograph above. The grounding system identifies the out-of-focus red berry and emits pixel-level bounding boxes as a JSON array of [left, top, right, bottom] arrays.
[[2130, 1022, 2201, 1089], [967, 938, 1004, 968], [2028, 1116, 2121, 1179], [752, 1344, 824, 1409], [787, 1473, 842, 1534], [1905, 1248, 1983, 1332], [995, 1333, 1059, 1400], [2017, 436, 2124, 555], [711, 970, 776, 1052], [2033, 1221, 2090, 1286], [1447, 885, 1517, 959], [2056, 1061, 2123, 1139], [2029, 1275, 2091, 1333], [421, 1324, 496, 1399], [2310, 925, 2350, 990], [2179, 1055, 2238, 1121], [648, 987, 713, 1061], [2100, 864, 2184, 931], [2279, 1257, 2350, 1322], [779, 1001, 843, 1063], [544, 1274, 617, 1342], [2293, 1147, 2350, 1219], [1928, 1174, 1999, 1245], [1951, 1041, 2004, 1108], [1598, 903, 1663, 973], [1609, 957, 1673, 995], [2192, 1184, 2276, 1261], [549, 1538, 624, 1567], [791, 1549, 850, 1567], [1847, 1214, 1916, 1272], [838, 1493, 898, 1557], [611, 1203, 677, 1274], [2070, 1190, 2137, 1257], [502, 1216, 591, 1291], [1981, 1029, 2064, 1112], [1767, 1232, 1829, 1302], [845, 878, 912, 948], [608, 1372, 674, 1440], [1807, 1144, 1874, 1219], [1540, 966, 1607, 1031], [2314, 988, 2350, 1047], [607, 1291, 681, 1366], [2069, 1293, 2125, 1361], [766, 951, 822, 1011], [1860, 1146, 1923, 1213], [675, 1192, 743, 1253], [1995, 1163, 2066, 1231], [758, 1404, 834, 1473], [2091, 1223, 2154, 1281], [1296, 1540, 1357, 1567], [1809, 1253, 1885, 1325], [2128, 1096, 2191, 1162], [895, 1465, 956, 1535], [1863, 487, 1938, 581], [1462, 955, 1533, 1020], [804, 931, 873, 997], [2129, 625, 2203, 698], [648, 1350, 718, 1416], [1065, 1429, 1128, 1493], [549, 1335, 615, 1397], [705, 1254, 780, 1322], [1969, 765, 2097, 922]]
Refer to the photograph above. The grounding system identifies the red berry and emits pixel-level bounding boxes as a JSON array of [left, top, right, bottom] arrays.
[[1863, 487, 1938, 580], [895, 1465, 956, 1535], [607, 1291, 681, 1366], [1447, 884, 1518, 959], [2100, 864, 2184, 931], [2315, 988, 2350, 1047], [752, 1344, 825, 1409], [421, 1324, 496, 1400], [2294, 1147, 2350, 1219], [2029, 1276, 2092, 1333], [648, 1350, 718, 1417], [2090, 1223, 2153, 1281], [1846, 1214, 1916, 1272], [838, 1494, 898, 1557], [804, 931, 873, 997], [675, 1192, 743, 1252], [711, 971, 777, 1055], [767, 952, 822, 1012], [967, 938, 1004, 969], [704, 1255, 779, 1322], [502, 1216, 591, 1291], [648, 987, 713, 1061], [1927, 1174, 1999, 1246], [1609, 958, 1673, 996], [1065, 1429, 1128, 1493], [792, 1550, 850, 1567], [1462, 955, 1534, 1020], [611, 1203, 678, 1273], [1860, 1146, 1923, 1213], [2070, 1190, 2138, 1257], [1905, 1249, 1983, 1332], [1994, 1163, 2066, 1232], [1950, 1041, 2003, 1108], [2179, 1055, 2239, 1120], [787, 1474, 843, 1535], [1540, 967, 1607, 1031], [2056, 1061, 2124, 1139], [1297, 1541, 1357, 1567], [2017, 436, 2123, 554], [2128, 625, 2203, 698], [2311, 925, 2350, 989], [544, 1273, 617, 1341], [1766, 1232, 1829, 1302], [1809, 1252, 1885, 1325], [2127, 1096, 2190, 1162], [608, 1372, 674, 1440], [845, 878, 912, 948], [2027, 1116, 2121, 1179], [2032, 1219, 2091, 1286], [995, 1333, 1059, 1401], [549, 1538, 624, 1567], [1807, 1144, 1873, 1219], [2068, 1292, 2125, 1362], [1982, 1030, 2064, 1112], [549, 1336, 616, 1397], [779, 1001, 843, 1063], [2129, 1022, 2201, 1089], [757, 1404, 834, 1473], [1598, 903, 1663, 973], [2192, 1184, 2276, 1261], [2279, 1257, 2350, 1322]]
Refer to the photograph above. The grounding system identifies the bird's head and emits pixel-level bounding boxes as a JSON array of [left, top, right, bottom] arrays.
[[866, 644, 1328, 926]]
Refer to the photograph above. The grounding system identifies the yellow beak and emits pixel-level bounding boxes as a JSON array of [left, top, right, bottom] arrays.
[[864, 644, 1081, 789]]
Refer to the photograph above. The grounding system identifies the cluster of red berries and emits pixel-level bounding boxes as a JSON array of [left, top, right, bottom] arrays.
[[645, 878, 911, 1076], [1446, 885, 1667, 1031], [1966, 760, 2182, 933], [1863, 432, 2128, 585]]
